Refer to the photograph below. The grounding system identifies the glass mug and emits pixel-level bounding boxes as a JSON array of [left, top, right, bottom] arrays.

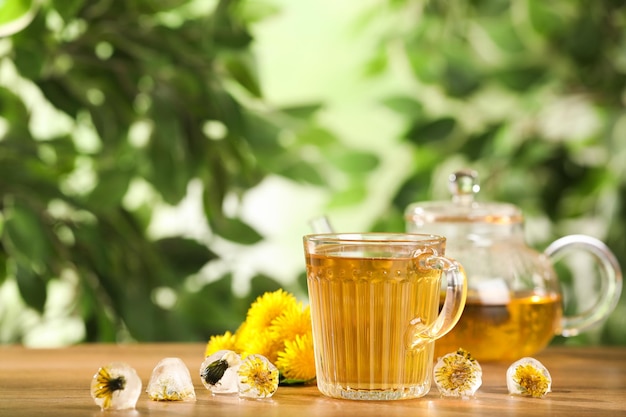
[[303, 233, 467, 400]]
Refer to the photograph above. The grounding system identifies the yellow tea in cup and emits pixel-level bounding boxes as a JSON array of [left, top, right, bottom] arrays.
[[304, 233, 467, 400]]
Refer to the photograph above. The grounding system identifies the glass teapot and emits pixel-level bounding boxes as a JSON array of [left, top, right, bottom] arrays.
[[405, 169, 623, 362]]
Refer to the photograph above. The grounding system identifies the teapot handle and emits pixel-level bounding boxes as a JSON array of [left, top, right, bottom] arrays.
[[544, 234, 623, 337]]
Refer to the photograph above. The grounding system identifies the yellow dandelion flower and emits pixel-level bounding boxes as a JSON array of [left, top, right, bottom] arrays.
[[205, 331, 238, 357], [245, 289, 298, 330], [269, 304, 311, 343], [92, 366, 124, 410], [238, 354, 279, 398], [237, 328, 283, 363], [204, 289, 317, 387], [231, 321, 249, 353], [506, 357, 552, 398], [276, 333, 316, 382]]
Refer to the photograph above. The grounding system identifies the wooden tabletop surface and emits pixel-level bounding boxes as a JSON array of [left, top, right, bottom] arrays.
[[0, 343, 625, 416]]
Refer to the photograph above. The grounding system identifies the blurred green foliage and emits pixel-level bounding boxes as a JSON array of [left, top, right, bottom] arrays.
[[0, 0, 378, 343], [1, 0, 625, 345]]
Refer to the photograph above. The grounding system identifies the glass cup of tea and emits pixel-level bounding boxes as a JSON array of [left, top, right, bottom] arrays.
[[303, 233, 467, 400]]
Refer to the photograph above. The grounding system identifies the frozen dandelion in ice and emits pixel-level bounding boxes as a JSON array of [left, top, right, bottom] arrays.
[[200, 350, 242, 394], [90, 362, 142, 410], [433, 348, 482, 398], [147, 357, 196, 401], [506, 357, 551, 398], [237, 354, 279, 399]]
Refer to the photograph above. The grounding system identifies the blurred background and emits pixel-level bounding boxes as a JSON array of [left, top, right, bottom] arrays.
[[0, 0, 624, 347]]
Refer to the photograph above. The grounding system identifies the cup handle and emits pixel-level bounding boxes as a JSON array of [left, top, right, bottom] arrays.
[[405, 253, 467, 351], [544, 234, 623, 337]]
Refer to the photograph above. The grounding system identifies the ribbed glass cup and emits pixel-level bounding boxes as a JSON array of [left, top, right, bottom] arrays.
[[303, 233, 467, 400]]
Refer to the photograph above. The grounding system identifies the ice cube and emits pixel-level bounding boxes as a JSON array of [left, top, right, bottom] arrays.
[[237, 354, 279, 399], [200, 350, 242, 394], [506, 357, 551, 398], [147, 357, 196, 401], [433, 348, 482, 399], [90, 362, 142, 410]]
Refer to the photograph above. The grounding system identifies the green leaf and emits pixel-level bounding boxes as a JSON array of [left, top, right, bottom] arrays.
[[15, 261, 47, 312], [208, 215, 263, 245], [470, 0, 510, 16], [527, 0, 567, 36], [278, 161, 325, 185], [405, 46, 443, 84], [404, 18, 445, 84], [10, 11, 46, 79], [405, 117, 456, 144], [279, 375, 315, 386], [391, 159, 437, 210], [245, 274, 284, 305], [459, 123, 503, 161], [369, 207, 405, 233], [86, 86, 132, 145], [381, 95, 424, 118], [0, 0, 38, 36], [564, 17, 603, 64], [363, 48, 388, 76], [222, 52, 262, 97], [327, 184, 369, 208], [324, 148, 379, 174], [208, 89, 247, 137], [51, 0, 84, 22], [240, 0, 281, 23], [279, 103, 323, 119], [492, 65, 545, 91], [119, 292, 169, 341], [78, 274, 118, 342], [243, 113, 283, 155], [442, 59, 481, 97], [37, 79, 84, 119], [481, 18, 524, 53], [211, 0, 254, 49], [3, 201, 53, 270], [134, 0, 189, 13], [0, 254, 7, 286], [43, 135, 79, 174], [155, 237, 218, 277], [176, 274, 247, 335], [87, 169, 132, 209], [295, 126, 338, 147], [0, 86, 30, 130], [145, 116, 192, 205], [294, 270, 308, 299]]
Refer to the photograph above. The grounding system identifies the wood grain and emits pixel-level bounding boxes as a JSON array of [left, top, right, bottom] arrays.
[[0, 344, 624, 416]]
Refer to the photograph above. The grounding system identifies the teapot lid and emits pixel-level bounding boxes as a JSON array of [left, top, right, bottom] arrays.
[[405, 169, 523, 225]]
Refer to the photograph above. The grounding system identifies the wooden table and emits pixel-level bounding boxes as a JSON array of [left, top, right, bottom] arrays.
[[0, 343, 624, 416]]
